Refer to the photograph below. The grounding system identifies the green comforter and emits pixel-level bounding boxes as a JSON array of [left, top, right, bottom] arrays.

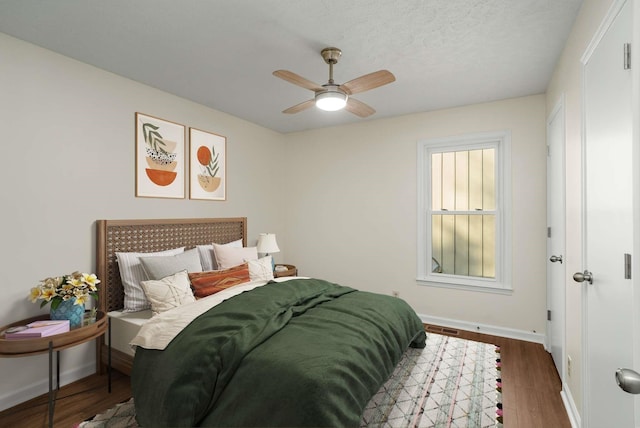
[[132, 278, 426, 427]]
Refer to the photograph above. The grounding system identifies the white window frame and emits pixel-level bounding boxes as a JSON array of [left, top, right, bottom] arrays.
[[416, 131, 512, 293]]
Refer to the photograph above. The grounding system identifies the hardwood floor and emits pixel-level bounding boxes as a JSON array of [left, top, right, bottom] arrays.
[[0, 370, 131, 428], [0, 326, 571, 428], [425, 324, 572, 428]]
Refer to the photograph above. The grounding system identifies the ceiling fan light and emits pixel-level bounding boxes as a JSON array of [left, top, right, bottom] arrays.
[[315, 91, 347, 111]]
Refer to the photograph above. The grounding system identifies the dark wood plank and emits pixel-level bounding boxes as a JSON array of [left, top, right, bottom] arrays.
[[0, 371, 131, 428]]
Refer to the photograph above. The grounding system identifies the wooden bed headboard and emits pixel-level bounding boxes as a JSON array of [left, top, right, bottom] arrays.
[[96, 217, 247, 313]]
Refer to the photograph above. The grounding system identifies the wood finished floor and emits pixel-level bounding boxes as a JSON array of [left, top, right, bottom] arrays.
[[0, 325, 571, 428], [425, 324, 571, 428]]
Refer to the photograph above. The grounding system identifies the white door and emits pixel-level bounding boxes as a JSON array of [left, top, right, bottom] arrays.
[[582, 1, 634, 427], [547, 98, 566, 380]]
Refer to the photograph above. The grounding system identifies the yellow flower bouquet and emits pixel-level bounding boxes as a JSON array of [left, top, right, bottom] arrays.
[[29, 271, 100, 310]]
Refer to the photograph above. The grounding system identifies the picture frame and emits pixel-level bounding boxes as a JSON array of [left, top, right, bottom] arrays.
[[189, 127, 226, 201], [135, 112, 185, 199]]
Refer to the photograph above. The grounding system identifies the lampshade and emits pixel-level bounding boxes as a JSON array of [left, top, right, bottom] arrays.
[[315, 90, 347, 111], [257, 233, 280, 254]]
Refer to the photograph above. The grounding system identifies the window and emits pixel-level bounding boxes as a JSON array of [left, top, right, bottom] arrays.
[[417, 131, 512, 292]]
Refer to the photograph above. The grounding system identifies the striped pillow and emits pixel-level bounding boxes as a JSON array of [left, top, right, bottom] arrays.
[[188, 263, 251, 298], [116, 247, 185, 312]]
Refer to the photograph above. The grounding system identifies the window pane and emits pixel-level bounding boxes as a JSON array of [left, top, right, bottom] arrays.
[[441, 215, 455, 273], [454, 215, 469, 275], [455, 151, 469, 210], [441, 152, 455, 210], [483, 148, 495, 210], [431, 153, 442, 210], [431, 215, 442, 272], [431, 214, 495, 278], [469, 150, 483, 210], [483, 215, 496, 277], [469, 215, 484, 276], [432, 148, 495, 211]]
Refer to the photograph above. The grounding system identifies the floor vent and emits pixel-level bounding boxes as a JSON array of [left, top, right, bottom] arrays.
[[425, 325, 460, 336]]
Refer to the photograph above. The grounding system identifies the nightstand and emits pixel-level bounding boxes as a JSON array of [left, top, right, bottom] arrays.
[[0, 312, 110, 428], [274, 264, 297, 278]]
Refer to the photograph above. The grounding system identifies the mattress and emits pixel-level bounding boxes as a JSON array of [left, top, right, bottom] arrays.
[[106, 309, 152, 356], [107, 277, 305, 356]]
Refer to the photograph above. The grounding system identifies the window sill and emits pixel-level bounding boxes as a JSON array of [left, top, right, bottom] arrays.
[[416, 277, 513, 295]]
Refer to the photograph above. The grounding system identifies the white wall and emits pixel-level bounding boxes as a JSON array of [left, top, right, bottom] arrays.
[[546, 0, 615, 417], [283, 94, 548, 337], [0, 33, 287, 410]]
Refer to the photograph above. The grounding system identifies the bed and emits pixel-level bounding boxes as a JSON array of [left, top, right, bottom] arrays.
[[95, 217, 427, 427], [96, 218, 250, 374]]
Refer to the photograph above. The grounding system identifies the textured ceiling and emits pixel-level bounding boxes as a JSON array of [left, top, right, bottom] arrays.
[[0, 0, 582, 133]]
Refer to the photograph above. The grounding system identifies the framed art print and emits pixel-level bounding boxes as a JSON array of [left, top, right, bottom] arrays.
[[189, 127, 226, 201], [135, 112, 185, 198]]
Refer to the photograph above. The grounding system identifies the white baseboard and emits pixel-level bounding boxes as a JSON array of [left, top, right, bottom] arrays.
[[561, 382, 581, 428], [0, 362, 95, 412], [418, 313, 546, 344]]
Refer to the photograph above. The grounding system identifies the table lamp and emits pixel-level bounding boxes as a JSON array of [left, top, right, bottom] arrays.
[[257, 233, 279, 271]]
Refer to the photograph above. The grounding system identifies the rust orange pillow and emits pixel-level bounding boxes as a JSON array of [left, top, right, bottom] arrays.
[[188, 263, 251, 298]]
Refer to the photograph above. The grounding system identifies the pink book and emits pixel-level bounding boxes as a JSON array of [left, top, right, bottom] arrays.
[[4, 320, 70, 339]]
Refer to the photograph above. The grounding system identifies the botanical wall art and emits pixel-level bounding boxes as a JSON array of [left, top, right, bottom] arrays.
[[189, 127, 226, 201], [135, 112, 185, 198]]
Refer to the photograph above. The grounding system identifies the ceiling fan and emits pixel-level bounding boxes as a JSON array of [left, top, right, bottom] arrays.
[[273, 47, 395, 118]]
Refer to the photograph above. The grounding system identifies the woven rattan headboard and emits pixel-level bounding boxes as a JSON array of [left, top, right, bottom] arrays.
[[96, 217, 247, 313]]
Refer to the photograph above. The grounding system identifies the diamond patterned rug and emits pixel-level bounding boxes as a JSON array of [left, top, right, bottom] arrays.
[[361, 333, 502, 428], [74, 398, 137, 428], [77, 333, 502, 428]]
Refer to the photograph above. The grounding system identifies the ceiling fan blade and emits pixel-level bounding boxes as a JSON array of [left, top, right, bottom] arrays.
[[283, 99, 315, 114], [344, 97, 375, 118], [273, 70, 324, 92], [340, 70, 395, 95]]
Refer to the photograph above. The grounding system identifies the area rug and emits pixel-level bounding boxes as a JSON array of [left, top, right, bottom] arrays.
[[77, 333, 502, 428], [360, 333, 502, 427], [74, 397, 137, 428]]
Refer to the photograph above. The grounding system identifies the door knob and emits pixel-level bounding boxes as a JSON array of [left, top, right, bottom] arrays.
[[573, 270, 594, 284], [549, 255, 563, 263], [616, 368, 640, 394]]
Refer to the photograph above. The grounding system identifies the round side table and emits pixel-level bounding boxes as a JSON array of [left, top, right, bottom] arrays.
[[274, 264, 298, 278], [0, 311, 110, 428]]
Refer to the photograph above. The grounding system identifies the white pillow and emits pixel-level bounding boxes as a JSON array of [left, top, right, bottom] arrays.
[[248, 256, 274, 282], [140, 270, 196, 316], [196, 239, 243, 271], [212, 243, 258, 269], [140, 248, 203, 280], [116, 247, 185, 312]]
